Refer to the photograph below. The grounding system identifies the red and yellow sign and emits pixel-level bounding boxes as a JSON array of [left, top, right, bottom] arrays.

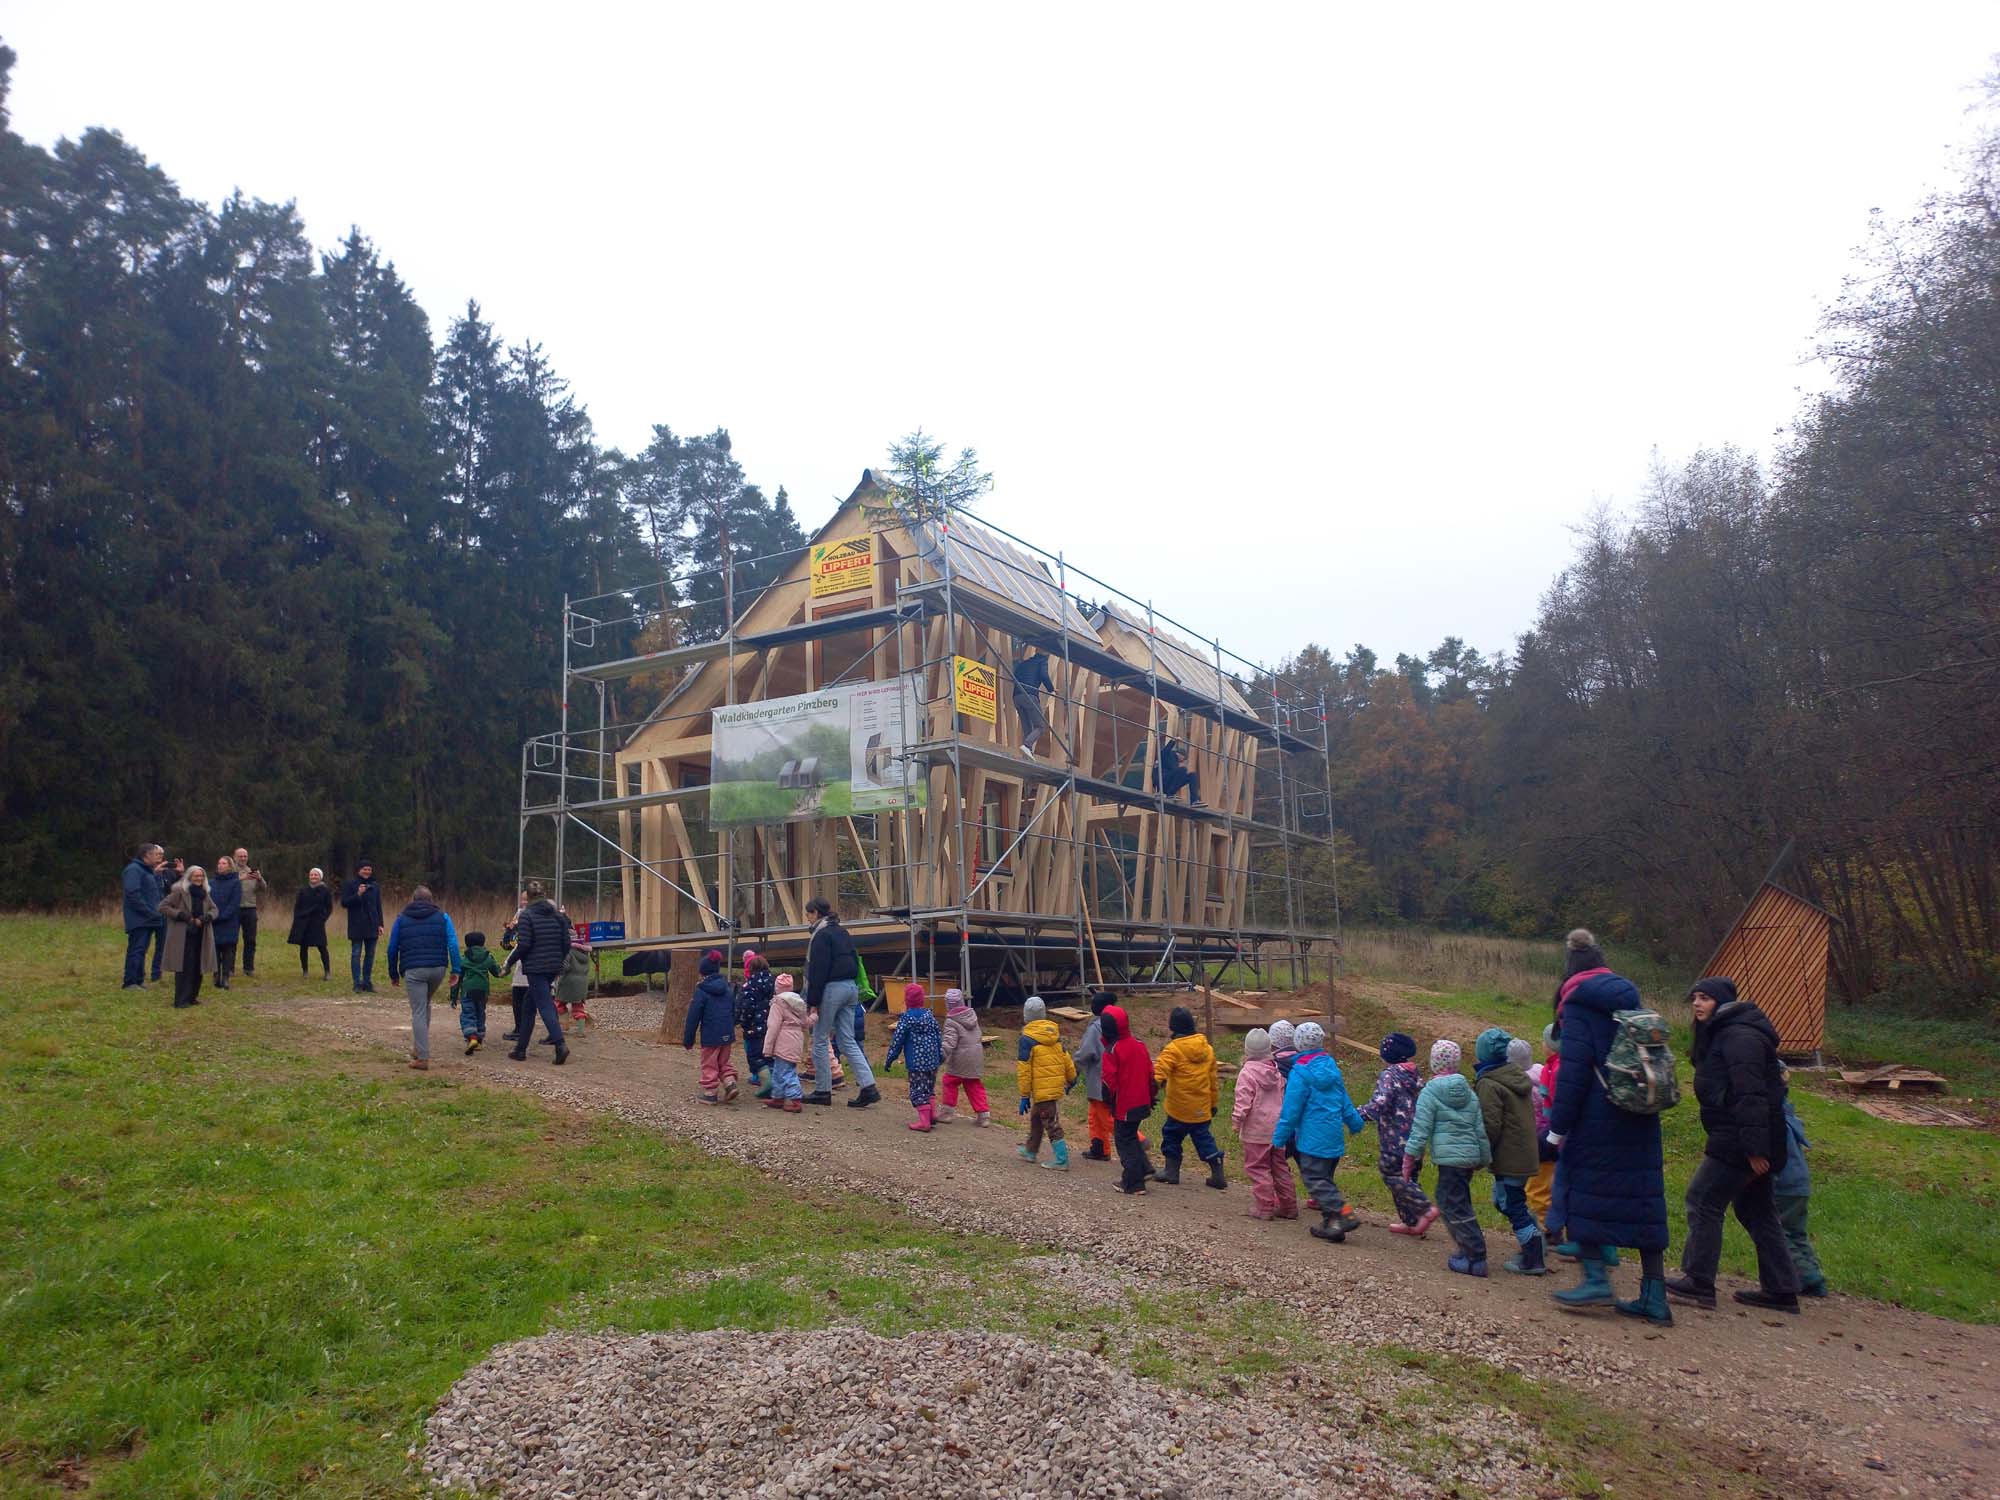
[[809, 536, 873, 597], [953, 656, 998, 723]]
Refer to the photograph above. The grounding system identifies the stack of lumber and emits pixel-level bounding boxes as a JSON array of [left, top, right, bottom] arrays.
[[1837, 1065, 1947, 1093]]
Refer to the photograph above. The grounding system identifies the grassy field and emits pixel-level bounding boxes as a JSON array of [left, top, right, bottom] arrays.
[[2, 914, 1789, 1500]]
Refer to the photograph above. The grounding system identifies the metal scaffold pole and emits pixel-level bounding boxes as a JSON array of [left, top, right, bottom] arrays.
[[1059, 551, 1089, 996]]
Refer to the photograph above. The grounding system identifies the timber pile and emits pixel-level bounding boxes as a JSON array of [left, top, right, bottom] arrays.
[[1838, 1065, 1947, 1094]]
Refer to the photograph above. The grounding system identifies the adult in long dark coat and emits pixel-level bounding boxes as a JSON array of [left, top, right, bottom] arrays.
[[289, 868, 335, 978], [1545, 929, 1670, 1322], [1666, 978, 1802, 1314], [158, 867, 220, 1009], [210, 856, 244, 989], [341, 861, 385, 992]]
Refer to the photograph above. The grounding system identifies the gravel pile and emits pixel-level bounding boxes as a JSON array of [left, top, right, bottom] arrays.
[[425, 1327, 1487, 1499]]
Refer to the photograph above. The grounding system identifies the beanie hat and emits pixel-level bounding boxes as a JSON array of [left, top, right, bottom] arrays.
[[903, 982, 927, 1009], [1293, 1020, 1325, 1052], [699, 950, 722, 976], [1507, 1037, 1534, 1069], [1527, 1062, 1545, 1086], [1379, 1031, 1416, 1064], [1268, 1018, 1296, 1051], [1689, 977, 1739, 1006], [1430, 1038, 1463, 1075], [1090, 991, 1112, 1015], [1474, 1027, 1512, 1068], [1168, 1006, 1196, 1037], [1243, 1027, 1272, 1060], [1566, 927, 1596, 951], [775, 974, 795, 993], [742, 948, 759, 977], [945, 986, 969, 1011], [1023, 996, 1047, 1022], [1542, 1021, 1559, 1050]]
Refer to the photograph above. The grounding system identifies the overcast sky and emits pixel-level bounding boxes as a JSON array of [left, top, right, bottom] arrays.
[[9, 5, 1995, 673]]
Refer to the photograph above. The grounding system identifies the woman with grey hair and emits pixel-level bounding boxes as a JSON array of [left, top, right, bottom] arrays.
[[158, 865, 219, 1008], [289, 868, 334, 977]]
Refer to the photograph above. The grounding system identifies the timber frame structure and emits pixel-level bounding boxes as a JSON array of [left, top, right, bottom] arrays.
[[518, 470, 1340, 1002]]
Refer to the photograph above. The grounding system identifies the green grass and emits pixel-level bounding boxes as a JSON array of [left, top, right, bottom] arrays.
[[0, 916, 1915, 1496]]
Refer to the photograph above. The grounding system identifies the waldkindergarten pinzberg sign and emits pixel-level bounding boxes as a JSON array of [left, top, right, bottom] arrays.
[[710, 678, 925, 826], [953, 656, 998, 724], [809, 536, 873, 598]]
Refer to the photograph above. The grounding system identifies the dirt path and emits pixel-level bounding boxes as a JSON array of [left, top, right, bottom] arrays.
[[283, 990, 2000, 1500]]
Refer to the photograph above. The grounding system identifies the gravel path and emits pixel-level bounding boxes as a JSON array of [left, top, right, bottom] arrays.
[[423, 1327, 1546, 1499], [282, 991, 2000, 1500]]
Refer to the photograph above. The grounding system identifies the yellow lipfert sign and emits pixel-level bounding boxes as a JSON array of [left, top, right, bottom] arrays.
[[810, 536, 873, 597], [953, 656, 998, 723]]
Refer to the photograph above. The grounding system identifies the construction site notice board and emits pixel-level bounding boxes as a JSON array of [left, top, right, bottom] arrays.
[[810, 536, 873, 597], [953, 656, 997, 723]]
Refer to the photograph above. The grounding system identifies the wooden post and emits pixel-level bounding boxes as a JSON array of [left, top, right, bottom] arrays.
[[1202, 961, 1214, 1042]]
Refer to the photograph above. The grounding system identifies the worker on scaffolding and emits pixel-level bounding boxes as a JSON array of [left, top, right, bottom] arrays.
[[1157, 731, 1205, 808], [1012, 643, 1054, 757]]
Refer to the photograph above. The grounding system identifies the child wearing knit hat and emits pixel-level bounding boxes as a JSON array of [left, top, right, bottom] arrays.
[[738, 950, 776, 1097], [1270, 1020, 1367, 1242], [1474, 1027, 1550, 1276], [1361, 1033, 1440, 1237], [682, 949, 740, 1104], [1015, 996, 1078, 1170], [936, 988, 990, 1126], [1403, 1038, 1493, 1276], [884, 983, 945, 1131], [1268, 1018, 1300, 1079], [1231, 1027, 1296, 1219], [761, 974, 808, 1111]]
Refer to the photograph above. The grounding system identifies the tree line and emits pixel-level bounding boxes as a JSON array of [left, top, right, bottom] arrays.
[[0, 45, 804, 900], [3, 42, 1991, 1008], [1270, 119, 1999, 1009]]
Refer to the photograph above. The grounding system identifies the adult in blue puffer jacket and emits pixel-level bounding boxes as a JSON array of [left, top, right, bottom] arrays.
[[386, 886, 461, 1071], [1545, 928, 1669, 1322], [1271, 1020, 1367, 1245]]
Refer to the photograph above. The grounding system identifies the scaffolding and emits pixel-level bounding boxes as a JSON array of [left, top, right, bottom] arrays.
[[518, 470, 1340, 1003]]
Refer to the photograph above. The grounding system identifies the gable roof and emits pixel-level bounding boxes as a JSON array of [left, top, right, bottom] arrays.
[[1092, 602, 1255, 714]]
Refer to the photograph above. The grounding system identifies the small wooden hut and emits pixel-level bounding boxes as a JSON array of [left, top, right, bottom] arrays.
[[1699, 874, 1832, 1057]]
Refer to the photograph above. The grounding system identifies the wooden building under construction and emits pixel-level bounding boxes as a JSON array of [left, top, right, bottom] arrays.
[[520, 471, 1338, 1000]]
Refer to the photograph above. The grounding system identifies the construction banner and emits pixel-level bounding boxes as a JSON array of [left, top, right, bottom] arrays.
[[710, 676, 925, 826], [952, 656, 998, 724], [809, 535, 873, 598]]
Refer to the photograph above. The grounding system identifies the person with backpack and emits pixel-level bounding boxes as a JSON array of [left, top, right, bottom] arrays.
[[1545, 929, 1673, 1323], [1666, 978, 1803, 1314]]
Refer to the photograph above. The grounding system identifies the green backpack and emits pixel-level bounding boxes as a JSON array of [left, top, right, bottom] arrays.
[[1597, 1009, 1681, 1115]]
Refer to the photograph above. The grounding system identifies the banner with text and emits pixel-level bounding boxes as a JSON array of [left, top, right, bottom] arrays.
[[952, 656, 998, 724], [710, 676, 925, 826], [809, 535, 874, 598]]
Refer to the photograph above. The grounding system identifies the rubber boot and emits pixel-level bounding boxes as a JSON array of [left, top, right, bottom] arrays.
[[1085, 1139, 1110, 1161], [1017, 1145, 1039, 1163], [1412, 1205, 1440, 1238], [1041, 1139, 1071, 1171], [1151, 1158, 1181, 1186], [1447, 1253, 1489, 1278], [1204, 1155, 1227, 1190], [1505, 1235, 1551, 1277], [1553, 1248, 1617, 1309], [1616, 1276, 1673, 1325], [754, 1069, 773, 1100], [908, 1103, 933, 1132]]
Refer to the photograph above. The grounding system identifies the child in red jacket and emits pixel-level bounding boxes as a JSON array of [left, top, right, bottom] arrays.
[[1099, 1004, 1156, 1195]]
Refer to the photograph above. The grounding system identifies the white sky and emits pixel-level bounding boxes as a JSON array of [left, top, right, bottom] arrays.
[[8, 4, 1995, 673]]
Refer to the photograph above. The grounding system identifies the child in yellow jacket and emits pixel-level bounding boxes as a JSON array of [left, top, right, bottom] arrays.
[[1015, 996, 1077, 1171], [1153, 1007, 1226, 1189]]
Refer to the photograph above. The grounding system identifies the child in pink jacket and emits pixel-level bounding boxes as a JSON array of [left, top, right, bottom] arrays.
[[1232, 1027, 1297, 1220], [761, 975, 809, 1113]]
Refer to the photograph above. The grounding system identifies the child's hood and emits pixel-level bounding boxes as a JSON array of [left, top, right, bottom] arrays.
[[1162, 1032, 1214, 1069], [1425, 1072, 1477, 1109], [1022, 1017, 1061, 1048], [696, 971, 732, 1000], [1479, 1062, 1532, 1099], [1236, 1055, 1279, 1089], [777, 992, 808, 1021], [1297, 1050, 1345, 1090], [463, 943, 492, 961]]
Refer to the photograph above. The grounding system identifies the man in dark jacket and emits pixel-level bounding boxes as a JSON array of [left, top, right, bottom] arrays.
[[802, 896, 876, 1108], [341, 861, 386, 992], [121, 843, 166, 989], [1667, 978, 1801, 1313], [386, 886, 462, 1071], [502, 883, 570, 1064], [1011, 645, 1054, 756]]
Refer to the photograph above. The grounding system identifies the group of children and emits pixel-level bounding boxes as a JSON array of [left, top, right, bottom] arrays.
[[670, 969, 1827, 1291]]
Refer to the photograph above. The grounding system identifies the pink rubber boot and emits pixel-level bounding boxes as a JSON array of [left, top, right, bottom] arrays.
[[908, 1103, 934, 1132]]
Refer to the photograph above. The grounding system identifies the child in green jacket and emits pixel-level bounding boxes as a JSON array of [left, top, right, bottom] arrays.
[[455, 931, 505, 1054], [1403, 1039, 1493, 1277]]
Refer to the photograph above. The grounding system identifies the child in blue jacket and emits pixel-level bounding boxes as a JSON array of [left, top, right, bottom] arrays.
[[1774, 1071, 1827, 1297], [1270, 1020, 1367, 1244], [682, 950, 740, 1104]]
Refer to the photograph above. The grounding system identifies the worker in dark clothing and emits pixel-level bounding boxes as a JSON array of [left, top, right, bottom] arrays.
[[1158, 736, 1204, 807], [1012, 645, 1054, 757]]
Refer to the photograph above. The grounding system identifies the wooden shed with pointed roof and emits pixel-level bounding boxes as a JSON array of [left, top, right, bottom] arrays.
[[1698, 875, 1832, 1056]]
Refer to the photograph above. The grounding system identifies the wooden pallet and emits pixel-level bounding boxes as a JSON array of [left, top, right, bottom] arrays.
[[1838, 1065, 1947, 1093]]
